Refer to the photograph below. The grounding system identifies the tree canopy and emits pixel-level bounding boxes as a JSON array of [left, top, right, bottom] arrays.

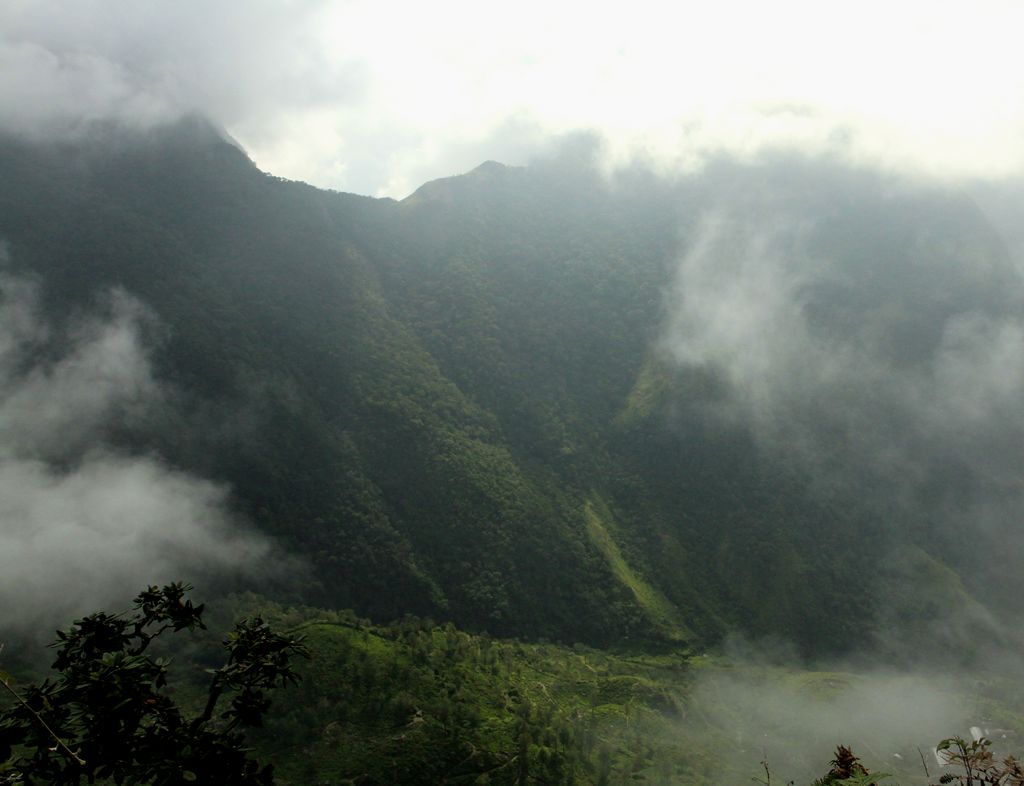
[[0, 584, 306, 786]]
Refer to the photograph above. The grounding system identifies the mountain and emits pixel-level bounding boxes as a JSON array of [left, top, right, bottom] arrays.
[[1, 117, 1020, 658]]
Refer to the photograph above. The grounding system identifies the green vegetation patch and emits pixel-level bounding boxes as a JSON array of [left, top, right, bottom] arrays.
[[583, 496, 692, 643]]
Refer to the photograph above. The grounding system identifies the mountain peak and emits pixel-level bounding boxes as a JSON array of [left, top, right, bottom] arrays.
[[471, 160, 507, 175], [402, 160, 516, 204]]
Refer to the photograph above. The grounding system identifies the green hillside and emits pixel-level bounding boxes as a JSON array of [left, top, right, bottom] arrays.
[[175, 595, 1024, 786], [0, 118, 1018, 658]]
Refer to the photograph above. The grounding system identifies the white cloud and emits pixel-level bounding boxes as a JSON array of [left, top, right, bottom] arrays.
[[0, 453, 266, 630], [2, 1, 1023, 195], [659, 181, 1024, 552], [0, 260, 269, 630]]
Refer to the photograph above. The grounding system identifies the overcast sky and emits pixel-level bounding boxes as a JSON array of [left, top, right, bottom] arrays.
[[2, 0, 1023, 197]]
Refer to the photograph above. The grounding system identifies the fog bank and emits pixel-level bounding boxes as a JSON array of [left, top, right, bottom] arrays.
[[0, 251, 269, 632]]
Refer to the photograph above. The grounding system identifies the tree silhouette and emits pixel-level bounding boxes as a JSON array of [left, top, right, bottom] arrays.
[[0, 583, 306, 786]]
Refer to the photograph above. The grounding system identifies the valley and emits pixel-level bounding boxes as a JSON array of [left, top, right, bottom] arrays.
[[2, 119, 1024, 784]]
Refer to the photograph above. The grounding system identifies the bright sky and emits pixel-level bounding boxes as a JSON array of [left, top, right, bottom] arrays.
[[2, 0, 1023, 196]]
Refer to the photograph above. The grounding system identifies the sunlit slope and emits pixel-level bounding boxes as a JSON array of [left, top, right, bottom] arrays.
[[192, 599, 1024, 786]]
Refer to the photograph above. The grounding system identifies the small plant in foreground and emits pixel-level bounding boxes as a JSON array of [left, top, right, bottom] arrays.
[[812, 745, 890, 786], [935, 735, 1024, 785]]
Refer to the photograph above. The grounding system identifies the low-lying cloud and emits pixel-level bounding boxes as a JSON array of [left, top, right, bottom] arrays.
[[659, 168, 1024, 635], [0, 253, 269, 632], [682, 658, 989, 784], [663, 182, 1024, 483]]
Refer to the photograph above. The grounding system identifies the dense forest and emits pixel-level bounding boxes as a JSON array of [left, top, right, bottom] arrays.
[[2, 117, 1024, 783], [6, 585, 1024, 785], [0, 118, 1020, 662]]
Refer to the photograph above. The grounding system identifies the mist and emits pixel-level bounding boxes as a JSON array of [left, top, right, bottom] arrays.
[[662, 204, 1024, 489], [598, 161, 1024, 783], [656, 161, 1024, 618], [5, 2, 1024, 196], [678, 656, 1001, 784], [0, 251, 270, 633]]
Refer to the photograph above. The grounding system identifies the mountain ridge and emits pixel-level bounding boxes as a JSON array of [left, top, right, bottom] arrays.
[[0, 117, 1018, 660]]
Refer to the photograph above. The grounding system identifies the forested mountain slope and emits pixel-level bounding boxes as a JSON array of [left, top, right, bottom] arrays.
[[1, 118, 1019, 657]]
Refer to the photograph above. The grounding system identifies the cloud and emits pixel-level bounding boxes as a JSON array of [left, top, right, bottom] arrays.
[[0, 253, 270, 632], [0, 1, 364, 139], [3, 1, 1024, 195], [657, 165, 1024, 630], [0, 454, 266, 631], [0, 287, 158, 459], [662, 172, 1024, 472], [0, 40, 176, 137], [682, 656, 978, 784]]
